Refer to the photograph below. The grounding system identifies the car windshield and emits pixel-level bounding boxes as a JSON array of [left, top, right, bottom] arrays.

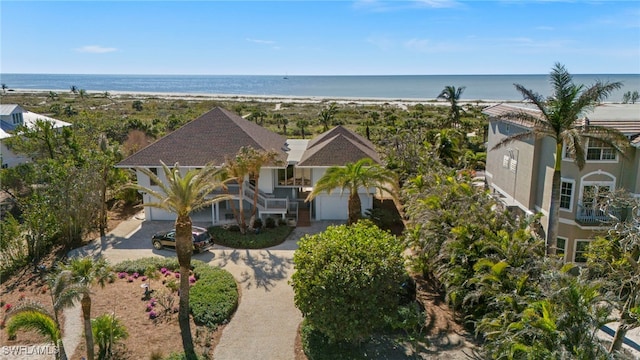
[[194, 232, 211, 243]]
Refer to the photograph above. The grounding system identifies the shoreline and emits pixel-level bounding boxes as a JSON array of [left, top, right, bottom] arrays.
[[6, 88, 506, 107]]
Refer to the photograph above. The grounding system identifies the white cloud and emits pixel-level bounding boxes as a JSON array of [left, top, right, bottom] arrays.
[[353, 0, 459, 12], [75, 45, 117, 54], [535, 26, 555, 31], [412, 0, 460, 9], [404, 38, 430, 52], [246, 38, 276, 45]]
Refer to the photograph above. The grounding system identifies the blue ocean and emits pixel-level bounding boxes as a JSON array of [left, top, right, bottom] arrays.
[[1, 73, 638, 102]]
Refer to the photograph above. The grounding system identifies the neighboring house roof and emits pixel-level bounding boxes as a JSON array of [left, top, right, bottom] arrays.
[[0, 108, 70, 137], [297, 125, 380, 166], [117, 107, 288, 168], [483, 103, 640, 136], [0, 104, 24, 116]]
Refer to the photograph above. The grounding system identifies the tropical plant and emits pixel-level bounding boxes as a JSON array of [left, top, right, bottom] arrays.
[[70, 85, 79, 94], [78, 89, 88, 99], [296, 119, 310, 139], [437, 85, 466, 128], [585, 191, 640, 354], [318, 103, 338, 132], [63, 257, 114, 360], [91, 313, 129, 360], [1, 83, 7, 93], [433, 129, 463, 168], [491, 62, 627, 254], [291, 221, 407, 343], [622, 90, 639, 104], [5, 305, 65, 359], [306, 158, 398, 225], [222, 148, 252, 233], [128, 161, 229, 359], [48, 91, 59, 101]]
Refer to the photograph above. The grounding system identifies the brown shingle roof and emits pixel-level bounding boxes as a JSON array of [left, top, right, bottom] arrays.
[[297, 126, 380, 166], [117, 107, 288, 167]]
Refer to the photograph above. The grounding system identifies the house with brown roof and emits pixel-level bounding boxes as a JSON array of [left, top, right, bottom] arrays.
[[484, 103, 640, 262], [117, 107, 381, 224]]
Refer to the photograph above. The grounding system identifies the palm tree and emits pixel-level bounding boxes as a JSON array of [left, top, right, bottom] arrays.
[[306, 158, 398, 225], [297, 119, 310, 139], [5, 304, 64, 359], [437, 85, 466, 128], [48, 91, 59, 102], [246, 148, 284, 220], [70, 85, 79, 95], [492, 63, 626, 255], [78, 89, 88, 99], [434, 129, 463, 168], [128, 162, 228, 359], [63, 257, 114, 360], [223, 149, 252, 232], [319, 103, 338, 132], [1, 83, 7, 94]]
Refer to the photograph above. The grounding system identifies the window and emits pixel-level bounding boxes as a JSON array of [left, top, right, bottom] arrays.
[[574, 240, 591, 263], [277, 165, 310, 186], [149, 168, 159, 186], [11, 113, 23, 125], [556, 238, 566, 257], [586, 139, 616, 161], [560, 180, 574, 211]]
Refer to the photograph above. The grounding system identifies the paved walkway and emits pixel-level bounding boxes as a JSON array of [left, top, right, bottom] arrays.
[[66, 213, 342, 360]]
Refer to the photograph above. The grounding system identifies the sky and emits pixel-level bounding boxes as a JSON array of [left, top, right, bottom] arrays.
[[1, 1, 639, 75]]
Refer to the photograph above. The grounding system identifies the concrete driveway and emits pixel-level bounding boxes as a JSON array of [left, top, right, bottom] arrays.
[[68, 212, 341, 360]]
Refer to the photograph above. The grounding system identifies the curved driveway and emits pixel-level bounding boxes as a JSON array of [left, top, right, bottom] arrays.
[[68, 212, 341, 360]]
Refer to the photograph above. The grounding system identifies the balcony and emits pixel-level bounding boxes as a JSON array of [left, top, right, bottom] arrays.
[[575, 203, 620, 226]]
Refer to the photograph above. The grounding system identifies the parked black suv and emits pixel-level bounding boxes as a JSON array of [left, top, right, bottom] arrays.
[[151, 226, 213, 253]]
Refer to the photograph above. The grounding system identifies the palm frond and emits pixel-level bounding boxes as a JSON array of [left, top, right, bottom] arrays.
[[6, 310, 61, 343]]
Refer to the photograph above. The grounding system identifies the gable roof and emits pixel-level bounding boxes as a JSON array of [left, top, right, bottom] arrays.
[[0, 108, 70, 137], [0, 104, 24, 116], [297, 125, 380, 166], [117, 107, 288, 167]]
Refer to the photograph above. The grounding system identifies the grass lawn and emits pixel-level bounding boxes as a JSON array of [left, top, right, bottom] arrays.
[[208, 224, 293, 249]]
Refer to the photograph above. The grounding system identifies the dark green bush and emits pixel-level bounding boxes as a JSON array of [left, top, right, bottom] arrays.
[[252, 218, 263, 229], [265, 217, 276, 229], [292, 221, 407, 344], [300, 320, 366, 360], [190, 265, 238, 328], [208, 225, 292, 249], [278, 218, 288, 226]]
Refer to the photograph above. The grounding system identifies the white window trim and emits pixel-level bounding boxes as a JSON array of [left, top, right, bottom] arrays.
[[573, 239, 592, 263], [559, 178, 575, 213], [562, 139, 619, 163], [556, 236, 568, 262]]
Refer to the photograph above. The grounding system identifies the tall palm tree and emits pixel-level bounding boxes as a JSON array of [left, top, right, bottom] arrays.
[[129, 161, 229, 359], [434, 129, 463, 168], [223, 149, 252, 233], [63, 257, 114, 360], [246, 148, 284, 220], [492, 63, 626, 255], [306, 158, 398, 225], [437, 85, 466, 128]]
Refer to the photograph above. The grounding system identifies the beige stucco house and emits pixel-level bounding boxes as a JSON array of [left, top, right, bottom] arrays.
[[484, 103, 640, 262], [116, 107, 382, 225]]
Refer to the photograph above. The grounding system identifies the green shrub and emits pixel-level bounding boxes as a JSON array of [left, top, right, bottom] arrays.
[[190, 265, 238, 328], [208, 225, 292, 249], [292, 221, 407, 344], [278, 218, 288, 226], [364, 207, 401, 232], [252, 218, 263, 229], [113, 258, 180, 274], [162, 352, 206, 360], [265, 217, 276, 229], [300, 319, 365, 360]]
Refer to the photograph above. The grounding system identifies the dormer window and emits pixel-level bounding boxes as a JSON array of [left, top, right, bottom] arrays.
[[11, 113, 23, 125]]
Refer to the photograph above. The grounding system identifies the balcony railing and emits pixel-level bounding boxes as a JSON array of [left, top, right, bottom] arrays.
[[576, 203, 620, 225]]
